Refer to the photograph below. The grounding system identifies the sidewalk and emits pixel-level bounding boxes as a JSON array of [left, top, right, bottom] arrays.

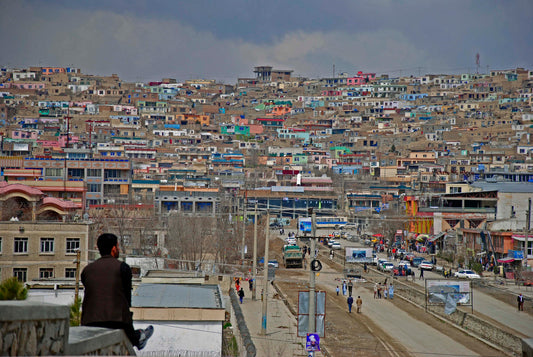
[[238, 279, 324, 357]]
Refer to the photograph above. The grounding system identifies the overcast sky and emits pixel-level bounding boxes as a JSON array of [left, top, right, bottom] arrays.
[[1, 0, 532, 83]]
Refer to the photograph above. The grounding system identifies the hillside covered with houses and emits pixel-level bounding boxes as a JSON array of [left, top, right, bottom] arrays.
[[1, 64, 532, 282]]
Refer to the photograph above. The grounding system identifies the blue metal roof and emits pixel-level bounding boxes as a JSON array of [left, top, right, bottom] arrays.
[[132, 283, 223, 309]]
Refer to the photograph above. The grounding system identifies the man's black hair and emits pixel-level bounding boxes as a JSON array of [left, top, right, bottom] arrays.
[[97, 233, 118, 256]]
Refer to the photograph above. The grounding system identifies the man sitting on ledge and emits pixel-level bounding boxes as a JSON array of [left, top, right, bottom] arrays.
[[81, 233, 153, 350]]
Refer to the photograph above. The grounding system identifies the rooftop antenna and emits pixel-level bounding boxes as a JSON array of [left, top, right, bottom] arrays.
[[332, 64, 335, 78], [476, 53, 480, 75]]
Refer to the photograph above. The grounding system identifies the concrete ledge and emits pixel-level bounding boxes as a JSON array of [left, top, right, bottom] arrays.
[[0, 300, 68, 321], [67, 326, 136, 356]]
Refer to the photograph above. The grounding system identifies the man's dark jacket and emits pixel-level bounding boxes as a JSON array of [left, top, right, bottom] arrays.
[[81, 255, 133, 326]]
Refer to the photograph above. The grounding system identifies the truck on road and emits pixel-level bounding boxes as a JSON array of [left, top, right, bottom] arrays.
[[282, 245, 304, 268]]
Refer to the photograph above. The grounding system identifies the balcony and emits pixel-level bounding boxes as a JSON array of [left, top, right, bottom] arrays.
[[418, 206, 496, 214]]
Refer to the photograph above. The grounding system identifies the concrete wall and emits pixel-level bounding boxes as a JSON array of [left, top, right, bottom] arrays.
[[393, 278, 522, 355], [0, 301, 134, 356], [0, 301, 69, 355]]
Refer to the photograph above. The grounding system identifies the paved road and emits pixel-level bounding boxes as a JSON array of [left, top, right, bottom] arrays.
[[314, 254, 482, 357], [325, 227, 533, 338], [275, 229, 488, 356]]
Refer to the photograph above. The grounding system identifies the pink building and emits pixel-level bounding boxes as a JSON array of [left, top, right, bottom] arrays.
[[347, 71, 376, 86], [11, 130, 39, 140]]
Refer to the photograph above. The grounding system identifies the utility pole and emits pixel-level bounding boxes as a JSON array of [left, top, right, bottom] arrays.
[[525, 198, 530, 269], [241, 190, 247, 265], [308, 209, 316, 337], [74, 249, 81, 303], [261, 210, 270, 335], [252, 202, 258, 300]]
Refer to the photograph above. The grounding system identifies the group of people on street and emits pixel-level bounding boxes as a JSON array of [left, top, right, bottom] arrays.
[[336, 279, 355, 296], [373, 282, 394, 300]]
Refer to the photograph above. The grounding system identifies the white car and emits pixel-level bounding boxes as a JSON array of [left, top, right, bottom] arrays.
[[331, 242, 342, 250], [327, 239, 337, 247], [379, 262, 394, 272], [419, 261, 434, 271], [454, 269, 481, 279], [286, 237, 297, 245]]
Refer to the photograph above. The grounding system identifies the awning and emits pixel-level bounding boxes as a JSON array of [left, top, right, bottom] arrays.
[[497, 257, 514, 263], [428, 232, 446, 242], [416, 234, 429, 242]]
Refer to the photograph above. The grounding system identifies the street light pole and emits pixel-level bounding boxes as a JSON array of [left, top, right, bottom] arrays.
[[241, 190, 247, 265], [261, 210, 270, 335], [308, 210, 316, 335], [525, 198, 530, 269], [252, 202, 258, 300]]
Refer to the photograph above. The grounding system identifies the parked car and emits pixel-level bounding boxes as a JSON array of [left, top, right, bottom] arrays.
[[327, 239, 337, 247], [398, 260, 411, 267], [331, 242, 342, 250], [341, 222, 357, 230], [268, 260, 279, 268], [454, 269, 480, 279], [394, 263, 412, 276], [286, 237, 297, 245], [404, 252, 415, 261], [379, 262, 395, 272], [411, 257, 424, 267], [419, 261, 434, 271]]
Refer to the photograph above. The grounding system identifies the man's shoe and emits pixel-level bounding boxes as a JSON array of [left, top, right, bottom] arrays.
[[137, 325, 154, 350]]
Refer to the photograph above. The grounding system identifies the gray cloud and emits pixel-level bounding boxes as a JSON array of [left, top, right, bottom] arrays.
[[0, 0, 531, 82]]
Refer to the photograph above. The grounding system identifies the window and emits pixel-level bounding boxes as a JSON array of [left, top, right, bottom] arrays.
[[13, 268, 27, 282], [68, 168, 84, 179], [65, 268, 76, 278], [14, 237, 28, 254], [40, 238, 54, 253], [66, 238, 80, 254], [39, 268, 54, 279], [88, 184, 100, 192], [87, 169, 101, 177], [45, 168, 63, 176], [104, 169, 120, 179]]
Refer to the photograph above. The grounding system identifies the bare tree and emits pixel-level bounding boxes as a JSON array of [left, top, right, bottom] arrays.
[[166, 213, 213, 271]]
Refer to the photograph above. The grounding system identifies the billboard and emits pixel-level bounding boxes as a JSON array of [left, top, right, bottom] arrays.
[[299, 218, 312, 233], [426, 279, 472, 314], [345, 247, 373, 263]]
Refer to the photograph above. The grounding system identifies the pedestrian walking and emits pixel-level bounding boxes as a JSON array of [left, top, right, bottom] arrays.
[[517, 293, 524, 311], [329, 249, 334, 260], [336, 285, 340, 296], [342, 281, 347, 296], [238, 288, 245, 304], [364, 262, 368, 273], [347, 295, 354, 313], [373, 283, 378, 299], [383, 286, 388, 299], [419, 268, 424, 280], [348, 280, 353, 296], [356, 296, 363, 313], [377, 284, 382, 299], [389, 285, 394, 300], [248, 278, 253, 292]]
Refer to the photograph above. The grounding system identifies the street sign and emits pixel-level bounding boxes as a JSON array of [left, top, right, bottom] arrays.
[[297, 291, 326, 337], [306, 333, 320, 352]]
